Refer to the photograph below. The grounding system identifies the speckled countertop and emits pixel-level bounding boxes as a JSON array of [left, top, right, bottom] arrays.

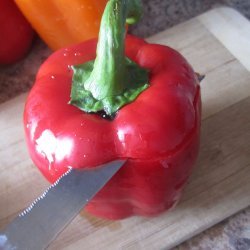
[[1, 1, 250, 250]]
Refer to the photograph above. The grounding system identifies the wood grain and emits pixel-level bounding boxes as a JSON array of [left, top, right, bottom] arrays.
[[198, 7, 250, 71], [0, 7, 250, 250]]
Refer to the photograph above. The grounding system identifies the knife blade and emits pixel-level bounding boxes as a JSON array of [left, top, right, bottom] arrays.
[[0, 160, 126, 250]]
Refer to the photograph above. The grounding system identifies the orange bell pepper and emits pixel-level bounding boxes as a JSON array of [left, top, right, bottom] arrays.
[[15, 0, 107, 50]]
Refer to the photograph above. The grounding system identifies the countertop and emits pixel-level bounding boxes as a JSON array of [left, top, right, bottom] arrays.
[[1, 1, 250, 250]]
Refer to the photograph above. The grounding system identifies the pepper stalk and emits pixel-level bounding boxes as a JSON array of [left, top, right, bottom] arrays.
[[70, 0, 149, 116]]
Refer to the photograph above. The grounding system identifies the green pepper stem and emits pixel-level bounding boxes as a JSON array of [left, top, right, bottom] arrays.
[[85, 0, 141, 99], [70, 0, 148, 115]]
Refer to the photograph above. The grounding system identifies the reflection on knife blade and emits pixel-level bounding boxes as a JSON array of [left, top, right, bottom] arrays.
[[0, 160, 126, 250]]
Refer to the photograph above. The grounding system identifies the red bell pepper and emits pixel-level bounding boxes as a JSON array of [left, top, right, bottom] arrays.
[[24, 0, 201, 220], [0, 0, 34, 65]]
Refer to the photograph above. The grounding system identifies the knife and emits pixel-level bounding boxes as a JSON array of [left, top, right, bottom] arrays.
[[0, 160, 126, 250]]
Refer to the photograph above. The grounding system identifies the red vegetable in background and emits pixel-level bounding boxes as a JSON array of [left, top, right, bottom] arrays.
[[24, 0, 201, 220], [0, 0, 34, 65]]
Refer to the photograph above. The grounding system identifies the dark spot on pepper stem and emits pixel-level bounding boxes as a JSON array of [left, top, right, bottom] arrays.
[[91, 110, 117, 121]]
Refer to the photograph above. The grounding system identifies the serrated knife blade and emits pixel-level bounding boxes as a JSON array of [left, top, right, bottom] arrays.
[[0, 160, 126, 250]]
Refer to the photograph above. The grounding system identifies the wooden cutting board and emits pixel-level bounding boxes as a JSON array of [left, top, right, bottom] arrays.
[[1, 7, 250, 250]]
